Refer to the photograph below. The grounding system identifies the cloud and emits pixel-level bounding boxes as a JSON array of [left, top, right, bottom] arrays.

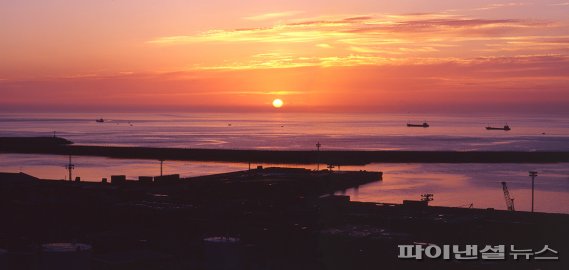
[[243, 11, 303, 21], [149, 15, 549, 44], [148, 26, 343, 44], [474, 2, 529, 11], [2, 53, 568, 113], [548, 2, 569, 6], [317, 43, 333, 48], [348, 18, 549, 35], [147, 12, 565, 70]]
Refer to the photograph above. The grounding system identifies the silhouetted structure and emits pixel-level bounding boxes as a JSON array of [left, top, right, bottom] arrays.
[[530, 171, 538, 212], [153, 174, 180, 184], [4, 137, 566, 164], [139, 176, 153, 183], [65, 155, 75, 181], [316, 142, 321, 170], [0, 169, 567, 270], [0, 172, 38, 184], [110, 175, 126, 184], [486, 124, 511, 131], [407, 121, 429, 128], [502, 181, 515, 211]]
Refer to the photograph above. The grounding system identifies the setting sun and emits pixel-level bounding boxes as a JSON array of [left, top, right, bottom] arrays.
[[272, 98, 284, 108]]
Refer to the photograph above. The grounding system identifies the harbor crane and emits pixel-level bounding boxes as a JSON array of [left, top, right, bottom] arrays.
[[501, 182, 515, 211]]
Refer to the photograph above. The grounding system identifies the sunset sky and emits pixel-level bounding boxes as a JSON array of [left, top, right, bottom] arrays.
[[1, 0, 568, 113]]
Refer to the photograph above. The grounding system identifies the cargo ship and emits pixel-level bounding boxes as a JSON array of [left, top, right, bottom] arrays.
[[486, 124, 510, 131], [407, 122, 429, 128]]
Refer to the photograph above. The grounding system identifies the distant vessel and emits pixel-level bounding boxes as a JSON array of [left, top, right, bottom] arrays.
[[486, 124, 510, 131], [95, 118, 105, 123], [407, 122, 429, 128]]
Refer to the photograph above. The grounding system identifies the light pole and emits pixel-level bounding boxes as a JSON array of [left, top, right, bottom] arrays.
[[65, 155, 74, 181], [529, 171, 538, 212], [316, 142, 321, 171]]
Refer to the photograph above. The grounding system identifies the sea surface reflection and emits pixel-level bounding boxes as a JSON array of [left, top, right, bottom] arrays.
[[1, 154, 567, 214]]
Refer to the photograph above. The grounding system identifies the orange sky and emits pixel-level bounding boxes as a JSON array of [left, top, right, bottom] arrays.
[[1, 0, 568, 113]]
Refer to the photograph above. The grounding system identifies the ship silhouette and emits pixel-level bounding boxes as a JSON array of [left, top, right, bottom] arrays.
[[486, 124, 510, 131], [407, 121, 429, 128]]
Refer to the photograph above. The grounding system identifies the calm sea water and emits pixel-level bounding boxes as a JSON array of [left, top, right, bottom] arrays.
[[0, 113, 568, 213], [0, 112, 567, 150]]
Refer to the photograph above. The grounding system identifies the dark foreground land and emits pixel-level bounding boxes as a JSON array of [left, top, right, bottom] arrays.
[[1, 136, 568, 164], [0, 168, 568, 270]]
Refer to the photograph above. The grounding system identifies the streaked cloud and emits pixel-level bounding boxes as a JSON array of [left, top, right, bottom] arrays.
[[148, 12, 563, 71], [317, 43, 333, 48], [243, 11, 303, 21], [3, 53, 567, 113], [474, 2, 529, 11], [549, 2, 569, 6], [150, 14, 545, 45]]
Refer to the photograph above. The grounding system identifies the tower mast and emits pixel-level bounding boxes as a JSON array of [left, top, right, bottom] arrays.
[[65, 155, 75, 181]]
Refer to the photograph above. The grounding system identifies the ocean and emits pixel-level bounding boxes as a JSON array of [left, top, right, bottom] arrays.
[[0, 112, 568, 213], [0, 113, 567, 150]]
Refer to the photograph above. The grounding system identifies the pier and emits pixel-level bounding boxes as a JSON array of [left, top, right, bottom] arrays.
[[0, 169, 567, 270]]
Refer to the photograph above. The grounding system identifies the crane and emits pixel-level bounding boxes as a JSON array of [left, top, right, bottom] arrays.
[[501, 182, 515, 211]]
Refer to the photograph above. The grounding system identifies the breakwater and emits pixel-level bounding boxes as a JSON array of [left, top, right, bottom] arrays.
[[1, 137, 568, 164]]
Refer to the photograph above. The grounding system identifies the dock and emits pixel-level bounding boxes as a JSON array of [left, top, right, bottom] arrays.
[[0, 169, 567, 269]]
